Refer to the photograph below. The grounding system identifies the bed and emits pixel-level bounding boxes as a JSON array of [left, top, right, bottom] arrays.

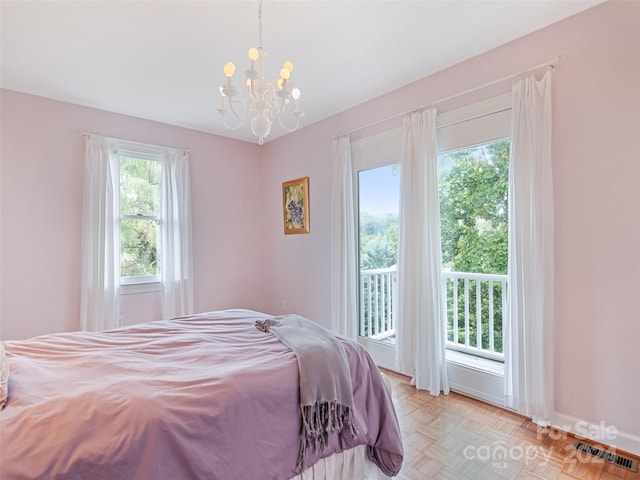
[[0, 309, 403, 479]]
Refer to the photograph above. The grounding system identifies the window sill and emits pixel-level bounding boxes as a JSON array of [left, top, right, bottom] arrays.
[[446, 349, 504, 377], [120, 282, 161, 295]]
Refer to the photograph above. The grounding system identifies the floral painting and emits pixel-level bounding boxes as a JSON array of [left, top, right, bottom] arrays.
[[282, 177, 310, 234]]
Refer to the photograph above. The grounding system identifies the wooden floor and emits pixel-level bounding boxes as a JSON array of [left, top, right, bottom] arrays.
[[382, 369, 638, 480]]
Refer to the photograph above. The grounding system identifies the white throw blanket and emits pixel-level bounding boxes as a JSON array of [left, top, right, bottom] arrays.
[[256, 314, 357, 472]]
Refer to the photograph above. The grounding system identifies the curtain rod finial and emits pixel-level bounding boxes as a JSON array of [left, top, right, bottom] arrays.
[[549, 55, 566, 69]]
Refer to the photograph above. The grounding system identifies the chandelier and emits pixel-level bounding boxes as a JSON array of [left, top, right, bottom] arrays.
[[217, 0, 304, 145]]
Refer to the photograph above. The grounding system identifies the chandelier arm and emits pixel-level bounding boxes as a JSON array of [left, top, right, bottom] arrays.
[[219, 99, 249, 130], [263, 83, 288, 122], [228, 97, 240, 117], [222, 115, 249, 130], [274, 98, 287, 120], [277, 115, 302, 133]]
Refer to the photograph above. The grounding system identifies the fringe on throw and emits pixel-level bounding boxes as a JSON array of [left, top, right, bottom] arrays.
[[296, 401, 358, 472]]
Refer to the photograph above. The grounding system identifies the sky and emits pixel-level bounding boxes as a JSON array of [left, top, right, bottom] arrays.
[[358, 164, 400, 216]]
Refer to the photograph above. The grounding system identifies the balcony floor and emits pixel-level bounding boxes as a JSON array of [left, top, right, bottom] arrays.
[[362, 334, 504, 376]]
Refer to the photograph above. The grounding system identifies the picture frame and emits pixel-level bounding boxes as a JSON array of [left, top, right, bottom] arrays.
[[282, 176, 310, 234]]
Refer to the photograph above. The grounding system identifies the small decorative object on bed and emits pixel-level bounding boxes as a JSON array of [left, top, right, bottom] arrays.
[[282, 176, 310, 234], [0, 309, 402, 480]]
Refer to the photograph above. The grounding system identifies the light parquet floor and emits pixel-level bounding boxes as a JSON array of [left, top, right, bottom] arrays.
[[382, 369, 638, 480]]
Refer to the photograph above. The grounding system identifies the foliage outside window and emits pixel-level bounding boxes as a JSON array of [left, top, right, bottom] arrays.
[[359, 164, 401, 271], [359, 140, 509, 274], [438, 139, 510, 353], [357, 139, 510, 354], [119, 155, 162, 281], [438, 140, 509, 275]]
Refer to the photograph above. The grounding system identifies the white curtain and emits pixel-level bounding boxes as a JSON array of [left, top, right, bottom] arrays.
[[395, 109, 449, 396], [504, 70, 554, 424], [80, 135, 121, 331], [161, 149, 194, 319], [330, 135, 358, 340]]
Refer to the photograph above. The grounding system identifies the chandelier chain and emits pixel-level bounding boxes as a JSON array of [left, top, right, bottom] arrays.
[[257, 0, 263, 49]]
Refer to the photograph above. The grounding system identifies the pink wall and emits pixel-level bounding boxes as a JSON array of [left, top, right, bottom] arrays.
[[260, 1, 640, 445], [0, 91, 268, 339]]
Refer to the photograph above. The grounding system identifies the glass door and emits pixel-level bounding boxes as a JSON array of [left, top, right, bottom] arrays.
[[357, 163, 400, 369]]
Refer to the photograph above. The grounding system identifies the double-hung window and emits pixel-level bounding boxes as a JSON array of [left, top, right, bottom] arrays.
[[81, 135, 193, 331], [118, 148, 163, 291]]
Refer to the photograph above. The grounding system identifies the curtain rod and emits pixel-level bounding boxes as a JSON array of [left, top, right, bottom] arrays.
[[335, 55, 563, 139], [76, 129, 191, 153]]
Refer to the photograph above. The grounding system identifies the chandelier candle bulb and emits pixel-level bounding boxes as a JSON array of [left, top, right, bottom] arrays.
[[223, 62, 235, 78], [248, 47, 259, 71]]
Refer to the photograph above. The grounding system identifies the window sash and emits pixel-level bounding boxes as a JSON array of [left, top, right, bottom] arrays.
[[118, 154, 162, 285]]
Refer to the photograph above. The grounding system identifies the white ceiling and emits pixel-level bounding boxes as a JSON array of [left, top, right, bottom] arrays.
[[1, 0, 602, 144]]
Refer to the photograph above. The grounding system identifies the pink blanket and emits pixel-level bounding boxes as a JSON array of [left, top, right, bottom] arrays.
[[1, 309, 403, 479]]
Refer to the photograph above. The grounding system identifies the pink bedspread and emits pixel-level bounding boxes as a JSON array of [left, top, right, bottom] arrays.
[[0, 309, 403, 479]]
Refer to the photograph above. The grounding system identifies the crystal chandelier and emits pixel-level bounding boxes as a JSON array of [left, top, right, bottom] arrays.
[[217, 0, 304, 145]]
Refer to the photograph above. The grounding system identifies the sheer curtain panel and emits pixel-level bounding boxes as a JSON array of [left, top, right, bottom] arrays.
[[395, 109, 449, 396], [504, 70, 554, 425], [330, 136, 358, 340], [161, 149, 194, 319], [80, 135, 121, 331]]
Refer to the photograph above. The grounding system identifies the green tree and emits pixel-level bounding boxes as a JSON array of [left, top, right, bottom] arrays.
[[438, 140, 510, 353], [439, 140, 509, 275], [120, 157, 162, 277], [357, 145, 509, 351], [359, 212, 399, 269]]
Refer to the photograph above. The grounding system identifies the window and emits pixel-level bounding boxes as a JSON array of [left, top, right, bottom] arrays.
[[350, 95, 512, 378], [438, 139, 509, 362], [436, 95, 511, 364], [350, 128, 403, 369], [119, 151, 163, 287], [81, 134, 193, 331], [357, 164, 400, 341], [435, 96, 511, 406]]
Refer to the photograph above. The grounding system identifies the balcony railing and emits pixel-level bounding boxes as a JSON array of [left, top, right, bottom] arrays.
[[359, 267, 507, 361], [359, 267, 397, 342]]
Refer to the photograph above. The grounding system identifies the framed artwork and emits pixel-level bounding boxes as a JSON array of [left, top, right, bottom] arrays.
[[282, 176, 310, 234]]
